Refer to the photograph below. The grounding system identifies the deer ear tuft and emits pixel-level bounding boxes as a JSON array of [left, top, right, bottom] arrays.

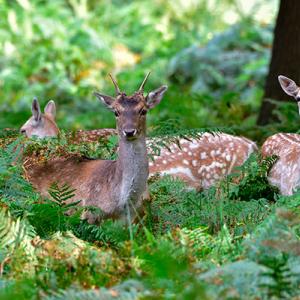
[[94, 92, 115, 110], [32, 97, 41, 121], [44, 100, 56, 120], [278, 75, 300, 98], [146, 85, 168, 109]]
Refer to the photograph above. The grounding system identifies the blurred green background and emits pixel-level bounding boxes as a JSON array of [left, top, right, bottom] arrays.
[[0, 0, 280, 138]]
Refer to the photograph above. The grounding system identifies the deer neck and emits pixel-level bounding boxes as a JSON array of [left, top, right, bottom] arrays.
[[115, 133, 148, 210]]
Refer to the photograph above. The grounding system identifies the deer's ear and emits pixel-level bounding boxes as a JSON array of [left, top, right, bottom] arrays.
[[94, 92, 115, 110], [44, 100, 56, 120], [278, 75, 300, 98], [32, 98, 41, 121], [146, 85, 168, 109]]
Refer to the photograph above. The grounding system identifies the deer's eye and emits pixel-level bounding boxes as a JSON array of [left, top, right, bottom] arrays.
[[140, 109, 147, 115], [114, 110, 120, 117]]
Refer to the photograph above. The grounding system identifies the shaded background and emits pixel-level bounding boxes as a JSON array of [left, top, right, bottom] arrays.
[[0, 0, 285, 142]]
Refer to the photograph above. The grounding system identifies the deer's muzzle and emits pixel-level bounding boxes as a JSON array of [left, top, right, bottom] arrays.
[[123, 129, 137, 138]]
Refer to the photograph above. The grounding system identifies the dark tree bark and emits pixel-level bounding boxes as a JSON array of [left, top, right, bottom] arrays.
[[257, 0, 300, 125]]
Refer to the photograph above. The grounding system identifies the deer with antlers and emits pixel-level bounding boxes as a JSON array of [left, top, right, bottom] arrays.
[[262, 75, 300, 195], [25, 73, 167, 223]]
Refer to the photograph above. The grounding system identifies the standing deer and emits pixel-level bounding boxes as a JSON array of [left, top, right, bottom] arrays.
[[148, 133, 257, 190], [21, 99, 257, 191], [262, 75, 300, 195], [26, 73, 168, 222]]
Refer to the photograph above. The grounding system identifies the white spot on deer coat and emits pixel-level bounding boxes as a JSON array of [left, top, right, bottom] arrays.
[[189, 142, 199, 149], [192, 160, 198, 166], [201, 152, 207, 159], [183, 159, 189, 165], [161, 167, 197, 182]]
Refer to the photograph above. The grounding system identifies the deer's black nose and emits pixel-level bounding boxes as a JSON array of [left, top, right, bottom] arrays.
[[123, 129, 137, 137], [20, 129, 26, 135]]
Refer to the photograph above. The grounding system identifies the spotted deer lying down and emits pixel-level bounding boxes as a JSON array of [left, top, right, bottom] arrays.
[[26, 73, 168, 223], [21, 99, 257, 191], [262, 75, 300, 195], [149, 133, 257, 190]]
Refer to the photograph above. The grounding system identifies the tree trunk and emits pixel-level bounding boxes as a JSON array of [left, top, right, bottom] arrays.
[[257, 0, 300, 125]]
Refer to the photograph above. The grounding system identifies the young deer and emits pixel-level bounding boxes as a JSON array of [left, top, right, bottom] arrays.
[[26, 74, 168, 223], [20, 98, 59, 138], [20, 98, 117, 142], [262, 75, 300, 195], [149, 133, 257, 190]]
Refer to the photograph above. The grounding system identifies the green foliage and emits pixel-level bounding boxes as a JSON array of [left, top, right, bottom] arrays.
[[0, 208, 35, 254], [23, 130, 117, 161], [0, 278, 38, 300], [167, 20, 272, 133], [0, 137, 39, 217], [74, 219, 136, 248], [3, 1, 299, 299], [46, 280, 147, 300], [0, 208, 37, 279], [48, 182, 77, 207], [222, 153, 279, 201], [259, 254, 293, 299], [2, 134, 300, 299], [169, 21, 272, 95], [146, 153, 275, 236], [28, 183, 82, 238], [0, 0, 280, 141]]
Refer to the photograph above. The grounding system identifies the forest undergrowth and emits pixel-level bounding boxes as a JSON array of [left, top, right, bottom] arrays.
[[1, 129, 300, 300]]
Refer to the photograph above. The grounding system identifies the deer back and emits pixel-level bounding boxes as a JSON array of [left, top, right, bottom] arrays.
[[149, 133, 257, 190], [262, 133, 300, 195], [70, 128, 117, 143]]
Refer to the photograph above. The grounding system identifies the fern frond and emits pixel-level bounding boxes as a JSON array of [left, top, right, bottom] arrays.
[[48, 183, 76, 207], [23, 129, 117, 162], [0, 207, 36, 269], [46, 279, 147, 300], [259, 254, 294, 299]]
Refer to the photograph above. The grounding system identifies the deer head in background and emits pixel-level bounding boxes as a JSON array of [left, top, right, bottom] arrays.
[[278, 75, 300, 114], [20, 98, 59, 138]]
